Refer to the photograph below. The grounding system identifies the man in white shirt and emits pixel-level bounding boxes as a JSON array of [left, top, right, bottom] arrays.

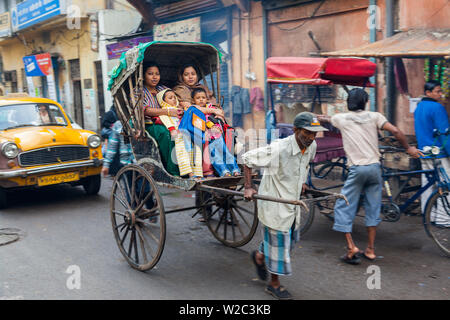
[[243, 112, 327, 300], [318, 88, 422, 265]]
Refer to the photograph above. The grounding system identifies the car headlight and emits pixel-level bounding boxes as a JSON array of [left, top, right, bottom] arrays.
[[2, 142, 19, 159], [87, 134, 101, 148]]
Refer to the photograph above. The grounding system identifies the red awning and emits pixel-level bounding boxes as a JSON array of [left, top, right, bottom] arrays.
[[266, 57, 376, 87]]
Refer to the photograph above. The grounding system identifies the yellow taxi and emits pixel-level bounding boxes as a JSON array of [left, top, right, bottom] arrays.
[[0, 94, 103, 208]]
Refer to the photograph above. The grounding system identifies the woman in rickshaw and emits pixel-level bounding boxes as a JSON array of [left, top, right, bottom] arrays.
[[173, 63, 225, 120], [139, 61, 182, 176], [173, 63, 228, 177]]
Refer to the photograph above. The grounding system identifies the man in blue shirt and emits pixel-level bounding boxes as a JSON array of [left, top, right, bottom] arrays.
[[414, 80, 450, 156], [414, 80, 450, 226]]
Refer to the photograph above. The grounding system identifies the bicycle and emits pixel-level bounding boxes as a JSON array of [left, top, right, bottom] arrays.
[[303, 143, 450, 256]]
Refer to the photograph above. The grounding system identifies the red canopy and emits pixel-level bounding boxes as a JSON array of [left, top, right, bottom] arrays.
[[266, 57, 376, 87]]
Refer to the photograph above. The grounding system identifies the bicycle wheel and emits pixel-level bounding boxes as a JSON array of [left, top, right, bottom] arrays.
[[423, 191, 450, 256]]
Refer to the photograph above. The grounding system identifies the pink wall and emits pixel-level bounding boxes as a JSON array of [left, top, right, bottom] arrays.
[[399, 0, 450, 30]]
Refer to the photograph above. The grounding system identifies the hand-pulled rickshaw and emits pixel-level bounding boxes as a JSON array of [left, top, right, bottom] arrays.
[[265, 56, 377, 234], [107, 41, 346, 271], [265, 57, 450, 256]]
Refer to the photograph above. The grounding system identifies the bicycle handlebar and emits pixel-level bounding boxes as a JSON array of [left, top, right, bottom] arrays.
[[379, 145, 405, 153]]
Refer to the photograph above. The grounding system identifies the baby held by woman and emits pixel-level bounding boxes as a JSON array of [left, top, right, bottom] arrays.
[[156, 87, 241, 178]]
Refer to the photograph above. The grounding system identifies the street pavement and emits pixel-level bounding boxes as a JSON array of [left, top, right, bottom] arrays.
[[1, 176, 449, 300]]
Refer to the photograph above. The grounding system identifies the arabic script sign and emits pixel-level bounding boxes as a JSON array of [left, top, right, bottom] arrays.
[[153, 17, 201, 42]]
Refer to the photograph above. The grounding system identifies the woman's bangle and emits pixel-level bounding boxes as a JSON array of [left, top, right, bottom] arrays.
[[167, 109, 170, 116]]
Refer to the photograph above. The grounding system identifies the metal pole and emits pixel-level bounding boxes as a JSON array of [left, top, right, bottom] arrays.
[[385, 0, 396, 123], [263, 6, 268, 114], [369, 0, 377, 112]]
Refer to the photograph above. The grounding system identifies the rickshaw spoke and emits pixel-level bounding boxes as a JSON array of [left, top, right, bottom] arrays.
[[230, 208, 246, 238], [133, 228, 139, 264], [136, 176, 147, 204], [114, 221, 127, 230], [112, 209, 127, 218], [232, 206, 251, 229], [116, 182, 132, 211], [134, 190, 155, 215], [214, 208, 227, 234], [229, 209, 236, 241], [127, 228, 135, 259], [133, 174, 145, 207], [207, 206, 221, 222], [138, 206, 158, 218], [138, 220, 160, 244], [131, 171, 137, 208], [120, 227, 130, 247], [135, 224, 151, 262], [233, 203, 254, 216], [123, 173, 134, 208], [223, 210, 228, 241], [119, 223, 128, 233]]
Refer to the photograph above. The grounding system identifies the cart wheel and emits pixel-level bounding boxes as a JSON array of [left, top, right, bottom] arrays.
[[110, 164, 166, 271], [299, 193, 315, 236], [423, 191, 450, 256], [198, 185, 258, 247]]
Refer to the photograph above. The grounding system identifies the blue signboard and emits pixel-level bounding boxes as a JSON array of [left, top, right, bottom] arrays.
[[23, 53, 53, 77], [11, 0, 62, 32]]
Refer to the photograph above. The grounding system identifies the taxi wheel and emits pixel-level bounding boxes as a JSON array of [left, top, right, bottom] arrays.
[[82, 174, 101, 195], [0, 188, 7, 209]]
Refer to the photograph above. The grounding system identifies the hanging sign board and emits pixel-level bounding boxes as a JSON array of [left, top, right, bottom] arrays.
[[23, 53, 57, 101], [153, 17, 201, 42]]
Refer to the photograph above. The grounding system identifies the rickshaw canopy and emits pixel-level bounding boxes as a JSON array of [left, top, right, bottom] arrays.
[[266, 57, 376, 87], [108, 41, 223, 95]]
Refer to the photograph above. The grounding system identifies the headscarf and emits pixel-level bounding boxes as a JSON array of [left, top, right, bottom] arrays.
[[173, 64, 217, 105], [156, 88, 180, 109]]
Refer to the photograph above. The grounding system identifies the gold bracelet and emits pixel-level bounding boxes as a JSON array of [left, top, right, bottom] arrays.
[[167, 109, 170, 116]]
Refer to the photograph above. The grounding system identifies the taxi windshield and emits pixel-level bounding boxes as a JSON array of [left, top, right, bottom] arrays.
[[0, 103, 68, 130]]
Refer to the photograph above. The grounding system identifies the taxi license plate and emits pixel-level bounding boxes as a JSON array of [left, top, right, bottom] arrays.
[[37, 172, 79, 186]]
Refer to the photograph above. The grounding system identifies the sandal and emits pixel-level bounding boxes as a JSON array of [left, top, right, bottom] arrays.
[[251, 250, 267, 281], [358, 247, 377, 261], [359, 252, 377, 261], [340, 253, 361, 265], [265, 285, 293, 300]]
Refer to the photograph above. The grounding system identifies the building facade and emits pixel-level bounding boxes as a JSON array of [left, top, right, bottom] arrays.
[[127, 0, 449, 136], [0, 0, 141, 132]]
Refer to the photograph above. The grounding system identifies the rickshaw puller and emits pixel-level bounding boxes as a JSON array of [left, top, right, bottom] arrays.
[[243, 112, 328, 300]]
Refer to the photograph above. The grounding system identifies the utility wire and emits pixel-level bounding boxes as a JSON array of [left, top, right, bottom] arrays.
[[268, 0, 326, 32]]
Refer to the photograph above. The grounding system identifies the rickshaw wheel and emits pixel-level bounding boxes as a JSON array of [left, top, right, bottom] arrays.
[[299, 193, 316, 236], [110, 164, 166, 271], [199, 184, 258, 248]]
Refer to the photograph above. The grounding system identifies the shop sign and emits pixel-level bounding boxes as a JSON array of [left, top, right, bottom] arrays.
[[0, 12, 12, 38], [23, 53, 53, 77], [106, 36, 153, 60], [153, 17, 201, 42], [22, 53, 57, 101], [11, 0, 65, 32], [90, 16, 99, 52]]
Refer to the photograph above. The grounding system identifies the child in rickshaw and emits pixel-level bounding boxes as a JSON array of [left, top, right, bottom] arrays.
[[156, 88, 203, 179], [191, 88, 241, 177]]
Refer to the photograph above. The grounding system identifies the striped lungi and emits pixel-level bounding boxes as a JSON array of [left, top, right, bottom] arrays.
[[258, 224, 300, 276]]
